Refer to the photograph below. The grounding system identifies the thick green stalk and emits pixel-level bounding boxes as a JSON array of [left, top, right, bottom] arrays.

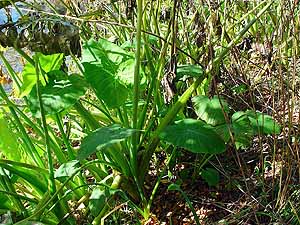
[[132, 0, 143, 164], [131, 0, 146, 204], [35, 58, 56, 194]]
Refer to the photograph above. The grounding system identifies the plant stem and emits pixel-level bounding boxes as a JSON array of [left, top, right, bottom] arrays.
[[55, 113, 76, 160], [35, 57, 56, 194], [146, 147, 177, 216], [179, 189, 201, 225], [131, 0, 146, 204]]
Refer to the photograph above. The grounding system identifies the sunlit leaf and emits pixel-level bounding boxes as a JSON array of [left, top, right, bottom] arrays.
[[0, 113, 23, 161], [116, 58, 135, 86], [82, 63, 129, 108], [77, 125, 135, 160], [81, 39, 135, 108], [159, 119, 226, 154], [192, 95, 229, 126], [231, 111, 280, 149], [20, 53, 64, 97], [27, 71, 87, 117], [82, 38, 130, 65]]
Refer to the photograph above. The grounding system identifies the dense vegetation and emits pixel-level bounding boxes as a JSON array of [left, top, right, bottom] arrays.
[[0, 0, 299, 224]]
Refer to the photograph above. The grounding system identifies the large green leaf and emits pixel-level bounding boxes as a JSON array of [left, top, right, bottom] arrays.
[[159, 119, 226, 154], [81, 39, 135, 108], [20, 53, 64, 97], [231, 111, 281, 149], [77, 125, 135, 160], [82, 38, 130, 65], [0, 113, 23, 161], [82, 63, 129, 108], [27, 71, 87, 117], [192, 95, 229, 126]]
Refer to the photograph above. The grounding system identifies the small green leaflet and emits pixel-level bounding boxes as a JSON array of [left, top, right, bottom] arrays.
[[200, 168, 220, 187], [176, 64, 204, 81]]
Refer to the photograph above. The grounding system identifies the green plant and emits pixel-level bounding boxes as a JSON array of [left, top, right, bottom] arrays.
[[0, 0, 286, 224]]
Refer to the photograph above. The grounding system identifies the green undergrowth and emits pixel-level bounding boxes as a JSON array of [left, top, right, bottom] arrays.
[[0, 0, 299, 224]]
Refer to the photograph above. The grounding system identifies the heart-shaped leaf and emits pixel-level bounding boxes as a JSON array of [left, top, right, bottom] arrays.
[[77, 125, 135, 160], [81, 39, 135, 108], [192, 95, 229, 126], [159, 119, 226, 154], [82, 63, 129, 108]]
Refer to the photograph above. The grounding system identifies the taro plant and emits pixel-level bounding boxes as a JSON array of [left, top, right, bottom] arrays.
[[0, 0, 279, 224]]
